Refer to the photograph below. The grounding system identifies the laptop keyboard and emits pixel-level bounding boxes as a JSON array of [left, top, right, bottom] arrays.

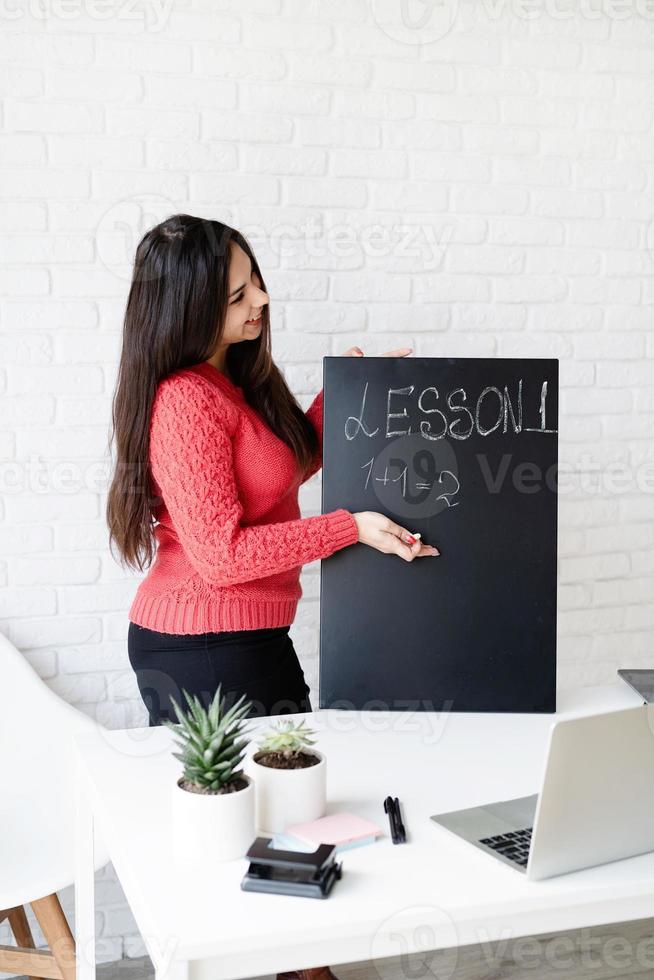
[[479, 828, 532, 867]]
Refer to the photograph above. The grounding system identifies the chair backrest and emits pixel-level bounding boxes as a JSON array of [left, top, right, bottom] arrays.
[[0, 631, 102, 778]]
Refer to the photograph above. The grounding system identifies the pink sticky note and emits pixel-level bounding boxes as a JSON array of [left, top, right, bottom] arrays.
[[285, 811, 383, 847]]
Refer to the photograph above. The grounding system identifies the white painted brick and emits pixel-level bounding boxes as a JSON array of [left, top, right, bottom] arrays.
[[453, 185, 528, 215], [572, 278, 641, 306], [532, 189, 603, 219], [506, 38, 581, 69], [5, 100, 103, 133], [106, 107, 199, 139], [0, 201, 47, 231], [11, 557, 100, 586], [203, 110, 292, 143], [568, 220, 640, 250], [96, 37, 192, 73], [61, 582, 138, 614], [333, 89, 414, 120], [0, 525, 53, 554], [0, 133, 45, 166], [162, 9, 240, 42], [49, 136, 143, 168], [2, 617, 102, 650], [285, 304, 366, 334], [5, 493, 99, 523], [1, 168, 91, 199], [91, 169, 187, 200], [369, 303, 449, 333], [0, 267, 50, 295], [0, 588, 57, 619], [299, 116, 380, 148], [560, 553, 630, 583], [385, 120, 460, 151], [530, 304, 603, 334], [446, 245, 523, 275], [0, 32, 92, 67], [243, 145, 326, 176], [332, 148, 407, 179], [559, 607, 626, 634], [191, 173, 279, 205], [373, 61, 454, 92], [193, 44, 284, 80], [60, 642, 127, 674], [494, 277, 567, 303], [8, 365, 103, 395], [241, 82, 331, 116], [584, 101, 652, 133], [369, 180, 448, 212], [416, 333, 497, 357], [524, 248, 600, 276], [332, 272, 410, 303], [574, 334, 645, 361], [145, 74, 236, 109], [289, 53, 370, 87], [502, 97, 577, 128], [452, 303, 525, 332], [412, 152, 489, 182], [0, 64, 42, 97], [1, 301, 97, 331], [0, 236, 92, 265], [146, 139, 237, 172], [494, 156, 571, 187], [46, 67, 142, 102], [1, 395, 54, 425], [540, 129, 616, 158]]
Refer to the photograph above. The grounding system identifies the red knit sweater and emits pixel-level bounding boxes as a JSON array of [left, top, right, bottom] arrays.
[[128, 360, 360, 634]]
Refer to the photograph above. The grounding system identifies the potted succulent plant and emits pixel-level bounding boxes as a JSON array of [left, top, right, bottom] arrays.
[[246, 719, 326, 834], [166, 685, 255, 863]]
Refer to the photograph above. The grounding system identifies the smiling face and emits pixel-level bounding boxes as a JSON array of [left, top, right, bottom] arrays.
[[206, 240, 270, 373], [225, 241, 269, 339]]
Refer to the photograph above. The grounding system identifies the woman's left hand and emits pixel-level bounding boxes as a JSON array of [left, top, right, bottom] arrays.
[[341, 346, 412, 358]]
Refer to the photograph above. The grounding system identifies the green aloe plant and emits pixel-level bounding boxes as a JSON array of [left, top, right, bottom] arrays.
[[257, 718, 317, 759], [165, 685, 253, 792]]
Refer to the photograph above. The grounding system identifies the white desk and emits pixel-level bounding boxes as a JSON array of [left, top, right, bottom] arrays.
[[74, 683, 654, 980]]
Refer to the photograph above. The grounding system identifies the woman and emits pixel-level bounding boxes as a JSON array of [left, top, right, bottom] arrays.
[[106, 214, 438, 980]]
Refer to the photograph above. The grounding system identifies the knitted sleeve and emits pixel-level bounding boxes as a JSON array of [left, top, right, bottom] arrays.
[[149, 378, 359, 587], [301, 388, 324, 484]]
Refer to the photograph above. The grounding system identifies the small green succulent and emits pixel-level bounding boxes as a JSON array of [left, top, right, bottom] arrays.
[[165, 685, 253, 792], [257, 718, 317, 759]]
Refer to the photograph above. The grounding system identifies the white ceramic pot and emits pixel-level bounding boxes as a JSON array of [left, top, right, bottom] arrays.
[[246, 749, 326, 835], [171, 773, 255, 864]]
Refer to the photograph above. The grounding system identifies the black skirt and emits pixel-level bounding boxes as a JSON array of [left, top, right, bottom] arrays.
[[127, 621, 312, 726]]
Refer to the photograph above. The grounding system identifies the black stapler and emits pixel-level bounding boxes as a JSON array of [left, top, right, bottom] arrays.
[[240, 837, 343, 898]]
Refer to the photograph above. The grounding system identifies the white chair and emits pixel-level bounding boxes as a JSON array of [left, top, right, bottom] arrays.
[[0, 631, 109, 980]]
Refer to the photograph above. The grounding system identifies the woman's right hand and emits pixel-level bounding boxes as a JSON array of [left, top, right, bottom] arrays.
[[352, 511, 440, 562]]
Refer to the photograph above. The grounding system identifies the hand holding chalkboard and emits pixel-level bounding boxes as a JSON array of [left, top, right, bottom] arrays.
[[351, 511, 440, 562]]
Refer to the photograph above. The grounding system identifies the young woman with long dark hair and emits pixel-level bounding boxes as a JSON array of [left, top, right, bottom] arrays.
[[106, 214, 438, 980]]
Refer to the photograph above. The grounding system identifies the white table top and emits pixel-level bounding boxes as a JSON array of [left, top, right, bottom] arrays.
[[75, 683, 654, 980]]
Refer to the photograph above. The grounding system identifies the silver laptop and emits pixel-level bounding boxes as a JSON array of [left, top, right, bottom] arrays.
[[430, 704, 654, 880]]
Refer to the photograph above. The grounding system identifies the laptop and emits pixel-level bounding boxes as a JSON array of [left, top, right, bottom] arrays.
[[618, 668, 654, 703], [430, 704, 654, 880]]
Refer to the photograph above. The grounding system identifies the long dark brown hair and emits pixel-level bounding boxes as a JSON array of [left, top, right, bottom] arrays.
[[106, 214, 319, 572]]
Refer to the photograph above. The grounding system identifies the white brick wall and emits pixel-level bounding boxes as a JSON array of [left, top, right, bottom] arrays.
[[1, 0, 654, 966]]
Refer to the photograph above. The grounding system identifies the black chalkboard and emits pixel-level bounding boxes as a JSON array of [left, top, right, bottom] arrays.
[[319, 357, 558, 714]]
